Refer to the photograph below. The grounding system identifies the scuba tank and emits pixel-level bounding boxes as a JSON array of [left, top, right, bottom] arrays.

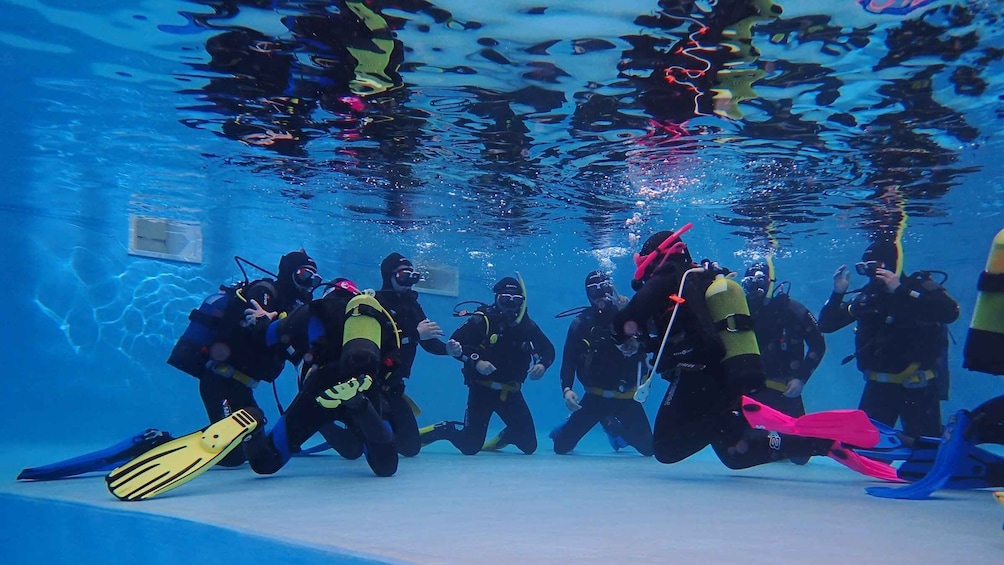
[[964, 228, 1004, 375], [167, 285, 238, 378], [705, 274, 764, 394]]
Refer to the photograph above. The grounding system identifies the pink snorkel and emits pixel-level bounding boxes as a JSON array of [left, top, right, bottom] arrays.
[[633, 222, 694, 283]]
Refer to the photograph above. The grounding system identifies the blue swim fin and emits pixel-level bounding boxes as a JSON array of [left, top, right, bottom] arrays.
[[866, 410, 973, 500], [17, 429, 172, 481], [601, 417, 628, 451], [897, 439, 1003, 490]]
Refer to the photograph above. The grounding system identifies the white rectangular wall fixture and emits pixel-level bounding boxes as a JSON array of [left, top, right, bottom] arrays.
[[128, 215, 203, 264], [413, 262, 459, 297]]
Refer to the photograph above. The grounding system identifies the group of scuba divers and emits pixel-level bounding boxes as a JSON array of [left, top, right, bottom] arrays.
[[17, 224, 1004, 507]]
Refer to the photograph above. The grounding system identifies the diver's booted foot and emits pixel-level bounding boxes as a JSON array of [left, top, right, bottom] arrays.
[[482, 429, 511, 452], [316, 375, 373, 409], [419, 420, 462, 446]]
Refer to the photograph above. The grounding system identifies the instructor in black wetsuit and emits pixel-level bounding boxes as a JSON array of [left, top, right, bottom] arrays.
[[614, 225, 835, 468], [374, 252, 457, 456], [742, 262, 826, 420], [817, 241, 959, 437], [420, 276, 555, 455], [550, 271, 653, 455]]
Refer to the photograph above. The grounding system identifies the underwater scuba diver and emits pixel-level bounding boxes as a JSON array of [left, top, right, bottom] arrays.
[[374, 253, 457, 456], [106, 277, 403, 501], [742, 262, 826, 421], [613, 225, 893, 475], [314, 253, 459, 458], [550, 271, 654, 456], [817, 241, 959, 438], [167, 249, 322, 466], [866, 228, 1004, 500], [420, 275, 555, 455]]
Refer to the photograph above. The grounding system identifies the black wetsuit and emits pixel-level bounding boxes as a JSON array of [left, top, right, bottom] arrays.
[[187, 278, 303, 466], [970, 395, 1004, 486], [817, 273, 959, 437], [749, 292, 826, 419], [243, 290, 401, 477], [551, 304, 653, 456], [424, 306, 555, 455], [614, 261, 833, 468], [374, 288, 449, 456]]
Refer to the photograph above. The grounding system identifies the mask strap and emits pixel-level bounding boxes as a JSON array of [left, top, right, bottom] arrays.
[[632, 222, 694, 281]]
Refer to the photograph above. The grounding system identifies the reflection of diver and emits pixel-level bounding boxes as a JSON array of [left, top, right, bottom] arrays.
[[178, 0, 405, 154], [818, 241, 959, 438], [622, 0, 782, 124], [550, 271, 653, 456]]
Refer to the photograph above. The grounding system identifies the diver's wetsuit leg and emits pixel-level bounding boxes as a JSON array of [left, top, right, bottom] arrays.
[[494, 391, 537, 454], [551, 395, 603, 454], [244, 387, 335, 475], [439, 386, 494, 455], [651, 373, 727, 464], [347, 392, 397, 477], [972, 395, 1004, 443], [969, 395, 1004, 486], [385, 392, 420, 457], [858, 381, 902, 429], [752, 388, 805, 418], [613, 399, 654, 456], [710, 411, 832, 469], [199, 372, 258, 466], [900, 385, 943, 438], [318, 420, 364, 460]]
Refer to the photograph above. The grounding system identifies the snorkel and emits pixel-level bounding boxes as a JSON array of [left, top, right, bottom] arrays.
[[632, 222, 694, 288]]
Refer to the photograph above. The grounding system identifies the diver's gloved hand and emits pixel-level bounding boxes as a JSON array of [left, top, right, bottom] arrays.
[[417, 319, 444, 340], [476, 360, 497, 375], [527, 363, 546, 380], [783, 378, 805, 398], [316, 375, 373, 409], [446, 339, 462, 357], [243, 299, 278, 327], [874, 267, 901, 292], [563, 388, 581, 411], [833, 265, 851, 293]]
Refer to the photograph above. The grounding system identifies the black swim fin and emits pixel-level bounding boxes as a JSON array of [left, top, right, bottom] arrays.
[[17, 429, 172, 481]]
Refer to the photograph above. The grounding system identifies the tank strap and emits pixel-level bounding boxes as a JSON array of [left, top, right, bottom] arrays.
[[188, 308, 220, 327], [977, 271, 1004, 293], [713, 313, 754, 333]]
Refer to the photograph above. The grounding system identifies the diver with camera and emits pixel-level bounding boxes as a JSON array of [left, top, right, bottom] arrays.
[[817, 241, 960, 437]]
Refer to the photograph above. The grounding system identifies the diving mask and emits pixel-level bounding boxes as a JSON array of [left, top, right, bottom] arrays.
[[294, 265, 322, 291]]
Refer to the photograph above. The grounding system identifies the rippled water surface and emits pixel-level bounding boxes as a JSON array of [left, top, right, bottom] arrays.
[[6, 0, 1004, 250]]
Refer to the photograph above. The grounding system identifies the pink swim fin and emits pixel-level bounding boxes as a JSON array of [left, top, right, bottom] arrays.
[[827, 442, 904, 482], [741, 396, 880, 449]]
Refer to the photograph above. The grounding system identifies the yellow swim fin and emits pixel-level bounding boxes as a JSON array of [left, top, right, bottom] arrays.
[[106, 409, 259, 501]]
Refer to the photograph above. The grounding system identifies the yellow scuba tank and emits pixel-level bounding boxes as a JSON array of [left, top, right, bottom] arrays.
[[342, 292, 401, 351], [964, 228, 1004, 375], [705, 274, 760, 360], [705, 273, 764, 395]]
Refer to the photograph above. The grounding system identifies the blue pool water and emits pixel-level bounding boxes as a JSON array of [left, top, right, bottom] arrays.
[[1, 1, 1004, 563]]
